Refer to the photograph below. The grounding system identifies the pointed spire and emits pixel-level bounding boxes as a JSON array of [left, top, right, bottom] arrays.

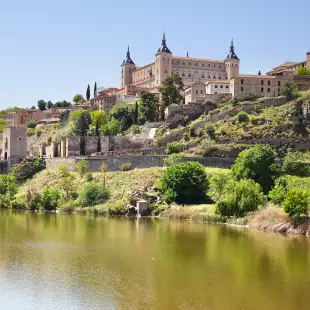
[[122, 45, 135, 65], [258, 70, 261, 75], [226, 38, 239, 60], [157, 32, 172, 54], [187, 50, 189, 58]]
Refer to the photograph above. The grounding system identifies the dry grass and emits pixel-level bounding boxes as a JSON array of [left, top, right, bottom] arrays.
[[248, 205, 310, 235]]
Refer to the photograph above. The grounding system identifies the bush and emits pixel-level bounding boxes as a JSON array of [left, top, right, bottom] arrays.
[[281, 81, 300, 101], [85, 172, 93, 182], [10, 158, 45, 182], [27, 120, 37, 128], [35, 128, 42, 137], [26, 128, 35, 136], [59, 200, 76, 212], [75, 159, 88, 177], [160, 161, 208, 204], [183, 132, 190, 141], [58, 164, 70, 178], [244, 93, 258, 101], [268, 178, 287, 205], [78, 182, 110, 207], [41, 187, 61, 210], [232, 145, 276, 193], [120, 162, 132, 171], [189, 124, 196, 137], [235, 111, 249, 123], [283, 189, 309, 217], [204, 124, 215, 139], [282, 152, 310, 177], [165, 141, 183, 155], [216, 179, 265, 217]]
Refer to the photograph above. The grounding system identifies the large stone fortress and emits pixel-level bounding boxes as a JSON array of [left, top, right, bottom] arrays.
[[120, 34, 239, 96]]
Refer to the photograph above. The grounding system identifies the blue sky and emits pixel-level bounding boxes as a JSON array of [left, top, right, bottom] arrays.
[[0, 0, 309, 109]]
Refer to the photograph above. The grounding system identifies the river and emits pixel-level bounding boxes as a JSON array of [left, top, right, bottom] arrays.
[[0, 211, 310, 309]]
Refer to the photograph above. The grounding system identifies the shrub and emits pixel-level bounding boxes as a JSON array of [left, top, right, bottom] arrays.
[[120, 162, 132, 171], [59, 200, 76, 212], [232, 145, 276, 193], [78, 182, 110, 207], [58, 164, 70, 178], [183, 132, 190, 141], [216, 179, 265, 217], [230, 97, 239, 106], [268, 177, 288, 205], [41, 187, 61, 210], [35, 128, 42, 137], [235, 111, 249, 123], [244, 93, 258, 101], [75, 159, 89, 177], [160, 161, 208, 204], [184, 115, 190, 123], [204, 124, 215, 139], [0, 175, 17, 201], [25, 190, 42, 210], [10, 158, 44, 182], [282, 152, 310, 177], [163, 154, 184, 167], [197, 128, 205, 137], [165, 141, 183, 155], [85, 172, 93, 182], [189, 124, 197, 137], [283, 189, 309, 217], [26, 128, 35, 136], [27, 120, 37, 128]]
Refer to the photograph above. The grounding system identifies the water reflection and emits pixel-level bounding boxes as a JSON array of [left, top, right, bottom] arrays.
[[0, 210, 310, 309]]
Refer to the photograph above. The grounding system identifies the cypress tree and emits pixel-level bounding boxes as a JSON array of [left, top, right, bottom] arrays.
[[94, 82, 97, 97], [134, 101, 138, 125], [96, 120, 101, 152], [86, 84, 91, 101]]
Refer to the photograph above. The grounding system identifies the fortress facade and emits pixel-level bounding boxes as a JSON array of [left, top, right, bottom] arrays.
[[120, 34, 239, 95]]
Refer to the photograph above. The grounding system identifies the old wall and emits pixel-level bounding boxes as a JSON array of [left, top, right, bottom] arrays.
[[45, 155, 235, 172]]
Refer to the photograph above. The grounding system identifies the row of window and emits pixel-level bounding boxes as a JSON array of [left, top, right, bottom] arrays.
[[172, 72, 225, 79], [215, 85, 229, 89], [240, 87, 281, 93], [195, 90, 204, 95], [240, 79, 281, 86]]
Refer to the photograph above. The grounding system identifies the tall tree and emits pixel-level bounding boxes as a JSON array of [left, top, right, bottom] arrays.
[[74, 112, 92, 136], [86, 85, 91, 101], [95, 120, 101, 152], [134, 101, 139, 125], [47, 101, 53, 109], [139, 92, 159, 122], [73, 94, 84, 103], [94, 82, 97, 97], [37, 99, 47, 111], [158, 75, 184, 120]]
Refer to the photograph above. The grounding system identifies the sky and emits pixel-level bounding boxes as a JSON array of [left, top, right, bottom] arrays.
[[0, 0, 309, 109]]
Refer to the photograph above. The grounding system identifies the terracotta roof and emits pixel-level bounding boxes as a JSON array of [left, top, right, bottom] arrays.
[[274, 61, 300, 69], [173, 56, 224, 64], [206, 79, 230, 84], [235, 74, 276, 79]]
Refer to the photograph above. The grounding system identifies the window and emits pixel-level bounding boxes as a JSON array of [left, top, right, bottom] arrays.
[[215, 92, 217, 94], [201, 74, 205, 78], [261, 80, 264, 85], [268, 80, 271, 86], [215, 85, 218, 88], [241, 87, 244, 91], [196, 63, 198, 66], [189, 62, 191, 65], [200, 90, 203, 94], [278, 81, 281, 86], [241, 79, 244, 85], [208, 64, 210, 67], [226, 85, 229, 89], [188, 73, 191, 77], [267, 88, 270, 92], [220, 85, 223, 88], [261, 87, 264, 92], [196, 90, 199, 95]]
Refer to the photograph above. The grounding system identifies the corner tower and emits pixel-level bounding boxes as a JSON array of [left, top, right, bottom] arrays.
[[306, 52, 310, 68], [120, 46, 136, 88], [155, 33, 172, 86], [225, 40, 240, 79]]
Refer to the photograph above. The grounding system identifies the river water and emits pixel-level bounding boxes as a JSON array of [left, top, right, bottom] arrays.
[[0, 211, 310, 310]]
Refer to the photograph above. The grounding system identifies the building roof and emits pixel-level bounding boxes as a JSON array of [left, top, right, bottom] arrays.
[[173, 56, 224, 64], [206, 79, 230, 84], [235, 74, 276, 79], [157, 33, 171, 54]]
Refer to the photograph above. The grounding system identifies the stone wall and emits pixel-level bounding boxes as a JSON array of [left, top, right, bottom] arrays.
[[45, 155, 235, 172]]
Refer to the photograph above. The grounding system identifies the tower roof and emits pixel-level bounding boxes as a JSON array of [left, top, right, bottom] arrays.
[[226, 39, 239, 60], [122, 46, 135, 65], [157, 33, 172, 54]]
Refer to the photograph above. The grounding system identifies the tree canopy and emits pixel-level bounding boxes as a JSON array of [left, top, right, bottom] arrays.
[[73, 94, 84, 103], [37, 99, 47, 111], [139, 92, 159, 122], [296, 66, 310, 76]]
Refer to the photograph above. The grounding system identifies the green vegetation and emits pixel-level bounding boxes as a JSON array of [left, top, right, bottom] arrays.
[[160, 161, 208, 204], [296, 66, 310, 76], [165, 141, 183, 155], [139, 92, 159, 122], [73, 94, 84, 103], [282, 189, 309, 218], [281, 81, 300, 101], [75, 159, 89, 177], [78, 182, 110, 207]]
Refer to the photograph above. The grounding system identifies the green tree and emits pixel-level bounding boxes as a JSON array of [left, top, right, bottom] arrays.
[[75, 114, 91, 136], [41, 187, 61, 210], [296, 66, 310, 76], [139, 92, 159, 122], [73, 94, 84, 103], [94, 82, 97, 97], [158, 74, 184, 120], [27, 120, 37, 129], [232, 145, 276, 193], [47, 101, 53, 109], [37, 99, 47, 111], [281, 81, 299, 101], [217, 179, 265, 217], [101, 117, 122, 136], [90, 110, 106, 127], [75, 159, 89, 177], [160, 161, 208, 204], [31, 106, 36, 110], [109, 103, 134, 131], [53, 100, 71, 108], [134, 101, 139, 125], [86, 84, 91, 100]]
